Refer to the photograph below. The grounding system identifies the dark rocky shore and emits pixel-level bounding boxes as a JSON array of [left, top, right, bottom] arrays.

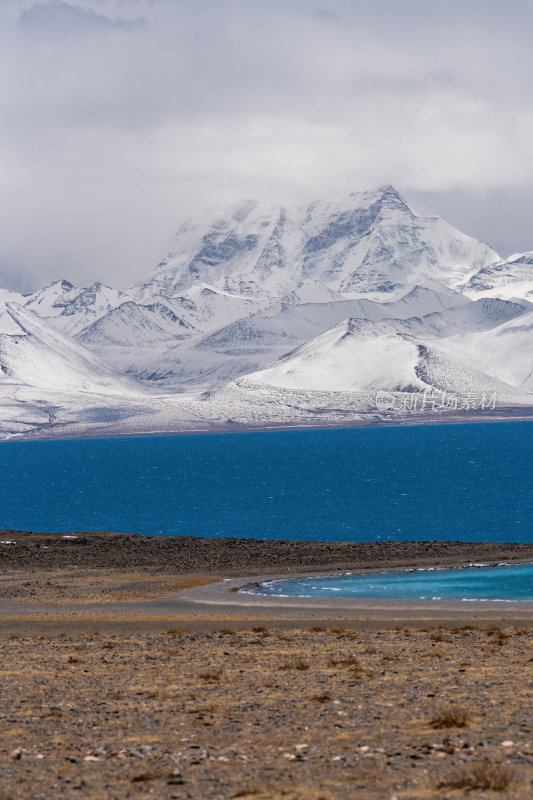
[[2, 530, 533, 575]]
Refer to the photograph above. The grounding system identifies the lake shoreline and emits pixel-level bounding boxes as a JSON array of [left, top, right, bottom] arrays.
[[2, 405, 533, 442], [3, 534, 533, 634]]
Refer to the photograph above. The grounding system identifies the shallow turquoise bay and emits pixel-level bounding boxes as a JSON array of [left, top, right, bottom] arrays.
[[248, 563, 533, 601]]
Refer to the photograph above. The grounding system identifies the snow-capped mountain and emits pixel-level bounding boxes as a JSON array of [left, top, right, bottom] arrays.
[[83, 283, 483, 390], [1, 185, 532, 439], [0, 289, 26, 335], [132, 186, 498, 303], [243, 317, 527, 400], [462, 252, 533, 302], [78, 301, 192, 347], [198, 284, 469, 354], [22, 280, 133, 336]]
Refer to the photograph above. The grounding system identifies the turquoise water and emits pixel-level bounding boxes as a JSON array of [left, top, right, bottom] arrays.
[[247, 563, 533, 601], [0, 421, 531, 542]]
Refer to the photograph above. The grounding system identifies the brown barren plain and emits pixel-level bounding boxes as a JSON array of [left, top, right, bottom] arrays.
[[1, 532, 533, 799]]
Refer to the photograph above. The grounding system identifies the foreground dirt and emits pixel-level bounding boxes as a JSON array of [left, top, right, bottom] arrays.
[[1, 626, 532, 800], [2, 535, 533, 798]]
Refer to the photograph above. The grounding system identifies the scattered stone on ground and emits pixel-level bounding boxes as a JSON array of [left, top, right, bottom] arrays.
[[1, 626, 532, 799]]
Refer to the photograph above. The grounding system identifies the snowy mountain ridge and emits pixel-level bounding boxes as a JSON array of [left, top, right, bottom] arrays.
[[132, 185, 499, 302], [1, 185, 532, 438]]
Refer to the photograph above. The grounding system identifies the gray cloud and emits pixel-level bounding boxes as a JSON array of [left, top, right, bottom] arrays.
[[1, 0, 533, 291], [18, 1, 145, 37], [312, 10, 341, 22]]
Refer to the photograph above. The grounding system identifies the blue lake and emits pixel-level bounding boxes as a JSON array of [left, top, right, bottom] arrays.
[[0, 421, 531, 542], [247, 563, 533, 601]]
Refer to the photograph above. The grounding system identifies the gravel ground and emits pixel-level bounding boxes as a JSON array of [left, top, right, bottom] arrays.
[[2, 533, 533, 798], [1, 626, 532, 799]]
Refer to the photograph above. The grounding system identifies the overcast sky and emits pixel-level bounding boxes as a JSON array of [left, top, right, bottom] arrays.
[[1, 0, 533, 292]]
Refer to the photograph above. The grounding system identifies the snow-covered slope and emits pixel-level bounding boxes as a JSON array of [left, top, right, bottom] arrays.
[[164, 284, 258, 332], [197, 284, 466, 353], [396, 298, 532, 339], [244, 318, 523, 399], [68, 286, 531, 393], [191, 290, 526, 367], [78, 301, 193, 347], [248, 320, 424, 393], [0, 304, 143, 395], [0, 289, 26, 334], [462, 252, 533, 302], [86, 285, 479, 390], [438, 310, 533, 392]]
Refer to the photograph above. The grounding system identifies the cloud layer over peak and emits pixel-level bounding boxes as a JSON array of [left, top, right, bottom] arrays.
[[1, 0, 533, 290]]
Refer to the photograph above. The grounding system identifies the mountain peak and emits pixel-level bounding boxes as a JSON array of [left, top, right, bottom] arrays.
[[348, 184, 403, 202], [132, 186, 498, 301], [39, 279, 75, 292], [376, 183, 398, 196], [374, 184, 410, 209]]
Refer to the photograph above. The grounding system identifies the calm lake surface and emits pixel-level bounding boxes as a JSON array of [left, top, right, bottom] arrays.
[[247, 563, 533, 601], [0, 422, 531, 542]]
